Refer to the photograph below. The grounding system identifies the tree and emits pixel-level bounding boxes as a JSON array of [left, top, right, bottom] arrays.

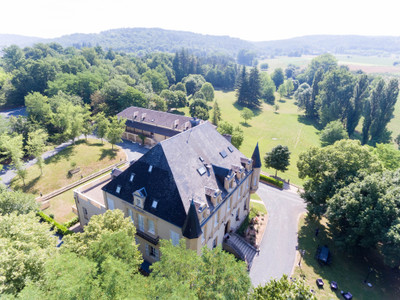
[[150, 240, 250, 299], [277, 84, 286, 100], [264, 145, 291, 177], [200, 82, 215, 102], [247, 67, 261, 108], [106, 116, 126, 149], [308, 68, 324, 119], [260, 63, 269, 70], [284, 79, 294, 96], [362, 78, 399, 145], [142, 69, 168, 94], [326, 170, 400, 267], [211, 100, 221, 126], [241, 107, 254, 124], [260, 72, 276, 104], [318, 68, 355, 127], [297, 140, 383, 216], [320, 120, 348, 147], [81, 105, 93, 140], [250, 275, 316, 300], [0, 185, 38, 215], [217, 121, 244, 149], [236, 66, 249, 106], [294, 83, 312, 111], [26, 129, 48, 174], [0, 213, 56, 294], [305, 53, 337, 85], [395, 134, 400, 149], [189, 99, 209, 120], [346, 74, 369, 137], [95, 112, 110, 144], [183, 74, 206, 96], [62, 210, 142, 270], [374, 143, 400, 170], [2, 45, 25, 72], [271, 68, 284, 89]]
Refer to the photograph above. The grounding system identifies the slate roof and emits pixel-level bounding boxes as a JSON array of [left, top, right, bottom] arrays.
[[251, 142, 262, 168], [118, 106, 201, 137], [102, 122, 254, 237]]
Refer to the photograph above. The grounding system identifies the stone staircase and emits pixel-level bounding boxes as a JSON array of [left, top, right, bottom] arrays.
[[223, 233, 258, 270]]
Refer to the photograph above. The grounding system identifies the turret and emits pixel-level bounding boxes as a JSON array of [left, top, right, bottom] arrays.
[[250, 143, 261, 193]]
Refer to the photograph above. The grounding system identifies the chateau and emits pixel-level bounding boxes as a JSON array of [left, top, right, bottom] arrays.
[[74, 121, 261, 268]]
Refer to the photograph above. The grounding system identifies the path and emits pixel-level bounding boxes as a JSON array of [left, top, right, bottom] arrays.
[[249, 182, 306, 287]]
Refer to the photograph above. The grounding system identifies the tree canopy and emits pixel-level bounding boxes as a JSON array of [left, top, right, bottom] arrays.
[[264, 145, 291, 177]]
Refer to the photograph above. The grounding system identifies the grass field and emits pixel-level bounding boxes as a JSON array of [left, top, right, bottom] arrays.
[[11, 138, 125, 196], [212, 90, 320, 186], [293, 215, 400, 300]]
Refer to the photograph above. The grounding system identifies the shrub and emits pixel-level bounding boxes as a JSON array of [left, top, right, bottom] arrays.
[[37, 211, 72, 236], [260, 174, 284, 189], [63, 216, 79, 229]]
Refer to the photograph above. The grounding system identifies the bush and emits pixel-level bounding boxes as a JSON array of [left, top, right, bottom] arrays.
[[260, 174, 284, 188], [63, 216, 79, 229], [37, 211, 72, 236]]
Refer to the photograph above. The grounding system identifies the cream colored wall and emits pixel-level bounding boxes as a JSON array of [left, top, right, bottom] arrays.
[[74, 192, 106, 227]]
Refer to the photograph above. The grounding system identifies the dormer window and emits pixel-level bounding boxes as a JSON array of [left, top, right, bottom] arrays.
[[152, 200, 158, 209], [148, 165, 153, 173], [133, 111, 138, 119], [129, 173, 135, 182], [141, 113, 146, 120], [116, 185, 121, 194], [228, 146, 234, 153], [197, 166, 206, 176], [219, 150, 227, 158]]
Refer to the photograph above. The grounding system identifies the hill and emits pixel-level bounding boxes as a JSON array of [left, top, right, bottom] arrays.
[[1, 29, 400, 57]]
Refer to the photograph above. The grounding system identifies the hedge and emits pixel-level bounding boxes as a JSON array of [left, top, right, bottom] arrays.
[[260, 174, 284, 189], [63, 216, 79, 229], [37, 211, 73, 236]]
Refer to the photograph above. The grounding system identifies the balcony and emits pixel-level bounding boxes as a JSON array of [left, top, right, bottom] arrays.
[[136, 229, 159, 245]]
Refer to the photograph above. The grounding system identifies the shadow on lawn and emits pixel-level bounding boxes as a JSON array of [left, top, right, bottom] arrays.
[[99, 149, 117, 161], [297, 216, 400, 299], [13, 175, 40, 194], [297, 115, 323, 131], [233, 102, 263, 117], [45, 146, 74, 164]]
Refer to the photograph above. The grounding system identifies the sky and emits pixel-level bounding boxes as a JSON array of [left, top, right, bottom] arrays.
[[1, 0, 400, 41]]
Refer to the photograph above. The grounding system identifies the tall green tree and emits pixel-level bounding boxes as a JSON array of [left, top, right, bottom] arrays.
[[247, 67, 261, 107], [374, 143, 400, 170], [95, 112, 110, 144], [217, 121, 244, 149], [0, 185, 39, 215], [211, 100, 221, 126], [271, 68, 284, 89], [320, 120, 348, 147], [297, 140, 383, 216], [106, 116, 126, 149], [241, 107, 254, 124], [346, 74, 369, 136], [26, 129, 48, 174], [260, 72, 276, 104], [363, 78, 399, 145], [189, 99, 209, 120], [264, 145, 291, 177], [200, 82, 215, 102], [0, 213, 56, 295], [236, 66, 249, 106], [308, 68, 324, 119]]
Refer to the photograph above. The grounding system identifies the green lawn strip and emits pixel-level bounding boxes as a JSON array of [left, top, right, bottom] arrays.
[[250, 200, 267, 215], [11, 138, 125, 196], [250, 193, 261, 201], [293, 215, 400, 300]]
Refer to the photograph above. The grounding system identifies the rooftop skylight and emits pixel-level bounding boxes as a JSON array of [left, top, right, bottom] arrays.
[[228, 146, 234, 153], [129, 173, 135, 182], [219, 150, 227, 158], [197, 166, 207, 176], [152, 200, 158, 209], [116, 185, 122, 194]]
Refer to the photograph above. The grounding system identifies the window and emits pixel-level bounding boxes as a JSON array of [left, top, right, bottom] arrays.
[[148, 219, 155, 234], [227, 197, 231, 211], [228, 146, 234, 153], [152, 200, 158, 209], [171, 230, 180, 246], [138, 214, 144, 231], [107, 197, 114, 210], [116, 185, 121, 194], [148, 165, 153, 173], [246, 178, 249, 189], [83, 207, 88, 220], [197, 166, 206, 176], [128, 208, 134, 224], [239, 185, 242, 197], [146, 244, 159, 259], [202, 225, 207, 244], [213, 237, 218, 249], [253, 175, 257, 186], [219, 150, 227, 158], [129, 173, 135, 182], [244, 202, 247, 210], [136, 198, 141, 207], [214, 212, 219, 228]]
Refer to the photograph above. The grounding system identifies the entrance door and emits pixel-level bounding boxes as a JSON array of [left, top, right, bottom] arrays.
[[224, 220, 231, 234]]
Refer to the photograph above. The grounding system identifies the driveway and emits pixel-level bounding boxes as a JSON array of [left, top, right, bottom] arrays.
[[118, 139, 148, 162], [249, 182, 306, 287]]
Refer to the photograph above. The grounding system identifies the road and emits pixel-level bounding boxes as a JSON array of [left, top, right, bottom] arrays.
[[249, 182, 306, 287]]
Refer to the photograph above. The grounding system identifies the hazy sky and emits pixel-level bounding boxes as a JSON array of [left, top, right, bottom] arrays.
[[2, 0, 400, 41]]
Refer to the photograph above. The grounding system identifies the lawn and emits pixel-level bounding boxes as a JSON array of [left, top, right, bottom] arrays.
[[250, 200, 267, 215], [11, 138, 126, 196], [293, 215, 400, 300], [213, 90, 321, 186]]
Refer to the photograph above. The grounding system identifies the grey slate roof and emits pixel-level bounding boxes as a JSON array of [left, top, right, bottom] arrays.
[[102, 122, 253, 237], [118, 106, 201, 137], [182, 200, 203, 239]]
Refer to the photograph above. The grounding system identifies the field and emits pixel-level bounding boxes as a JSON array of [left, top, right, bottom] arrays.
[[212, 90, 320, 186], [293, 215, 400, 300], [11, 138, 125, 196]]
